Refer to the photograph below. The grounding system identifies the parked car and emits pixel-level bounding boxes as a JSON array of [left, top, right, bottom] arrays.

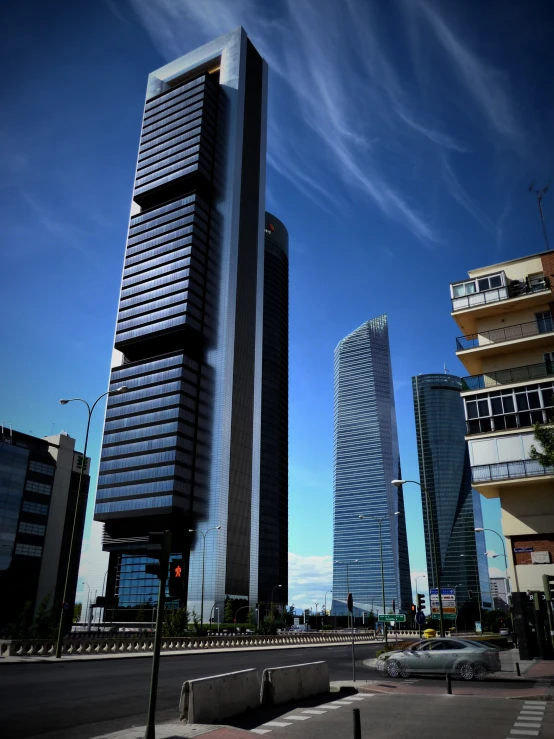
[[499, 627, 510, 636], [376, 638, 501, 681]]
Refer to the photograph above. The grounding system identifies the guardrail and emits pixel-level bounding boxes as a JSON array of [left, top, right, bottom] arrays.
[[456, 318, 554, 351], [0, 630, 420, 658]]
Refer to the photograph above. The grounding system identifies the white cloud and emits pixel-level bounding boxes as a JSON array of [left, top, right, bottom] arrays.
[[288, 552, 332, 611]]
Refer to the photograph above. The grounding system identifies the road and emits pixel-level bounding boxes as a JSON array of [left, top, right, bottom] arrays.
[[0, 643, 379, 739], [0, 642, 542, 739]]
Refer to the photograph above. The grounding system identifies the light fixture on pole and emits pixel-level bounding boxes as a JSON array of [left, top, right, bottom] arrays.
[[359, 512, 399, 646], [324, 590, 332, 617], [188, 525, 221, 628], [392, 479, 445, 637], [475, 527, 513, 593], [55, 386, 127, 659]]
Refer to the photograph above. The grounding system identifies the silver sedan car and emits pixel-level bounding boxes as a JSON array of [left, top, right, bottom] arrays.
[[376, 638, 501, 680]]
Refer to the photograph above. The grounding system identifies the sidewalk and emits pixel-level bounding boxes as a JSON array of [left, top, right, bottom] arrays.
[[89, 723, 255, 738]]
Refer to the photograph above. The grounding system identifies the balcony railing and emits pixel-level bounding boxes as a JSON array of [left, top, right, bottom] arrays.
[[456, 318, 554, 351], [461, 361, 554, 391], [466, 408, 551, 436], [451, 277, 549, 312], [472, 458, 554, 484]]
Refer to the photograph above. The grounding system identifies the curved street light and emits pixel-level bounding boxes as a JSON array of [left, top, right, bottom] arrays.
[[392, 479, 445, 637], [55, 386, 127, 659], [475, 526, 514, 593], [188, 525, 221, 628], [324, 590, 332, 617]]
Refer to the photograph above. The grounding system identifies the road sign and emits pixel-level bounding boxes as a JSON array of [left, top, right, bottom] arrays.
[[430, 588, 455, 596], [431, 594, 456, 601], [442, 613, 457, 620], [378, 614, 406, 622], [415, 611, 426, 625], [432, 606, 457, 614]]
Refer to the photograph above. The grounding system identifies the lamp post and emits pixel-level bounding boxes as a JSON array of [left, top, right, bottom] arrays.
[[392, 479, 445, 637], [359, 512, 399, 646], [460, 554, 482, 622], [188, 525, 221, 629], [475, 527, 514, 593], [334, 560, 358, 627], [270, 584, 282, 620], [324, 590, 332, 617], [412, 574, 426, 629], [209, 599, 226, 630], [82, 581, 91, 628], [55, 386, 127, 659]]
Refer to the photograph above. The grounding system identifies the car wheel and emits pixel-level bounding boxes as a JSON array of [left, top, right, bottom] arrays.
[[399, 663, 411, 679], [472, 662, 488, 681], [457, 661, 474, 681], [386, 659, 401, 678]]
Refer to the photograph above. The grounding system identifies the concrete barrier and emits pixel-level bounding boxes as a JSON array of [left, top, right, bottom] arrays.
[[179, 668, 260, 724], [261, 661, 330, 706]]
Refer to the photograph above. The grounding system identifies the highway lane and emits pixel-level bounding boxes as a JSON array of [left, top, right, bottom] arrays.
[[0, 642, 381, 739]]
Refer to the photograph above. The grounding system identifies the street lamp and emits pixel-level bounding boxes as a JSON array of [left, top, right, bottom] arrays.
[[359, 512, 399, 646], [55, 386, 127, 659], [475, 527, 514, 593], [335, 559, 358, 628], [392, 479, 445, 637], [460, 554, 483, 622], [188, 525, 221, 628], [324, 590, 332, 617], [413, 574, 426, 600], [82, 581, 91, 627]]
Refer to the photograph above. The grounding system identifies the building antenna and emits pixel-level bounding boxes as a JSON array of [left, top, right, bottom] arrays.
[[529, 180, 551, 250]]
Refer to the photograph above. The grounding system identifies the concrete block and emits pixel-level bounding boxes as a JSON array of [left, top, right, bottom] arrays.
[[261, 661, 330, 706], [179, 668, 260, 723]]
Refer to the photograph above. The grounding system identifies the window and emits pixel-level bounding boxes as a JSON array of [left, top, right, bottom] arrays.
[[18, 521, 46, 536], [452, 281, 476, 298], [21, 501, 49, 516], [25, 480, 52, 496], [28, 460, 55, 476], [465, 382, 554, 433], [536, 311, 553, 334], [529, 273, 546, 291], [477, 273, 503, 291], [15, 543, 42, 557]]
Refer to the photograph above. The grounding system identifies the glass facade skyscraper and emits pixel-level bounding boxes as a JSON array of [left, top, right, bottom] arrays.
[[94, 28, 269, 620], [332, 316, 411, 615], [412, 374, 491, 608]]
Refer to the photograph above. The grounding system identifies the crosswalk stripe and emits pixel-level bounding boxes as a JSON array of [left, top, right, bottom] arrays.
[[302, 710, 326, 714], [251, 730, 271, 735], [285, 715, 311, 721], [510, 731, 539, 736], [262, 721, 292, 728]]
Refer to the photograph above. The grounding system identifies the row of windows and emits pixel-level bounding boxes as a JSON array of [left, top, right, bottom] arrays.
[[122, 257, 196, 289], [138, 130, 204, 170], [104, 407, 190, 433], [138, 121, 205, 163], [141, 90, 216, 143], [102, 434, 193, 459], [116, 315, 201, 343], [136, 143, 203, 181], [139, 102, 204, 147], [141, 91, 206, 136], [19, 521, 46, 536], [120, 269, 195, 300], [116, 303, 197, 333], [118, 291, 201, 322], [143, 83, 215, 130], [125, 236, 205, 271], [15, 543, 42, 557], [98, 463, 192, 487], [21, 500, 49, 516], [129, 194, 197, 228], [28, 460, 55, 476], [135, 154, 205, 192], [110, 353, 196, 382], [134, 160, 211, 198], [123, 246, 198, 280], [109, 366, 198, 393], [103, 421, 194, 447], [95, 494, 187, 515], [25, 480, 52, 496], [107, 381, 195, 406], [465, 383, 554, 420], [144, 73, 206, 116], [138, 117, 210, 166], [95, 479, 190, 500], [127, 214, 197, 249], [106, 394, 183, 419], [99, 449, 192, 473], [119, 279, 191, 311]]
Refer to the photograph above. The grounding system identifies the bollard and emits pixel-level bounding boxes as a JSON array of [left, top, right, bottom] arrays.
[[353, 707, 361, 739], [446, 673, 452, 695], [516, 662, 521, 676]]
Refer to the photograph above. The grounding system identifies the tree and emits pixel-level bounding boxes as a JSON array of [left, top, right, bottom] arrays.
[[136, 604, 147, 623], [73, 603, 82, 623], [29, 595, 57, 639], [224, 598, 234, 624], [529, 417, 554, 467], [162, 606, 190, 637]]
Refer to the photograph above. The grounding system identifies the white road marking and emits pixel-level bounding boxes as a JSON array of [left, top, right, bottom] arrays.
[[329, 700, 355, 705], [285, 715, 311, 721], [524, 701, 547, 705], [518, 715, 542, 721], [509, 731, 539, 736], [514, 724, 544, 729], [262, 721, 293, 727], [321, 705, 341, 709], [302, 709, 326, 714], [251, 730, 271, 735], [522, 705, 545, 710], [347, 695, 367, 700]]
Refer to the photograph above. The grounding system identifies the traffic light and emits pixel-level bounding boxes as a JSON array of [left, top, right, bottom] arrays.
[[468, 590, 474, 600], [543, 574, 554, 601], [417, 594, 425, 611], [392, 599, 396, 613], [347, 593, 353, 612], [410, 603, 416, 615], [144, 531, 172, 581], [168, 559, 185, 599]]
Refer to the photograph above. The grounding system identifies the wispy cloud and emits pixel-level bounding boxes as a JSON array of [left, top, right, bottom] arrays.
[[441, 155, 498, 235], [289, 552, 332, 611]]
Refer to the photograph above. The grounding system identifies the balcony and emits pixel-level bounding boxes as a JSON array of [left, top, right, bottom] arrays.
[[472, 458, 554, 484], [461, 360, 554, 391], [452, 284, 510, 312], [456, 317, 554, 351]]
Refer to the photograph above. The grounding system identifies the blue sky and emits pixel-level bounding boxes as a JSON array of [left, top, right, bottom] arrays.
[[1, 0, 553, 611]]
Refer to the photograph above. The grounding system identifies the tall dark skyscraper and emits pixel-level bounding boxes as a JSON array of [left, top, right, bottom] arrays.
[[412, 374, 491, 608], [93, 28, 269, 619], [258, 213, 288, 607], [332, 316, 412, 615]]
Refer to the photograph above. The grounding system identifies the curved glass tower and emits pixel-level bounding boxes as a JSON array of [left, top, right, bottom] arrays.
[[332, 316, 411, 616], [412, 374, 491, 608]]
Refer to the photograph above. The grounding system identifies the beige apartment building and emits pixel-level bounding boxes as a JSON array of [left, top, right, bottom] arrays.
[[450, 249, 554, 658]]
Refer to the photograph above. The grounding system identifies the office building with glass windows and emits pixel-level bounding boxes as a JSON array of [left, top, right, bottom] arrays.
[[258, 213, 289, 608], [412, 374, 491, 609], [93, 27, 269, 621], [332, 315, 411, 616], [0, 429, 90, 628]]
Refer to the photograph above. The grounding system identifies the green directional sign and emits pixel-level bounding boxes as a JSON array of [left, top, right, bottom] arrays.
[[378, 614, 406, 622]]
